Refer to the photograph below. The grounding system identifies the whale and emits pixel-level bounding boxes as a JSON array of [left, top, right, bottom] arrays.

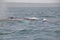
[[0, 17, 48, 22]]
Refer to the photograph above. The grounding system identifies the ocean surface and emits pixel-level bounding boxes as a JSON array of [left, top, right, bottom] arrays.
[[0, 7, 60, 40]]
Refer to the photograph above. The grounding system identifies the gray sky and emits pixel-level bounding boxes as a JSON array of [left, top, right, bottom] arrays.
[[1, 0, 60, 3]]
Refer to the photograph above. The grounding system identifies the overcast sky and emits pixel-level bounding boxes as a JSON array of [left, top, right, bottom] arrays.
[[0, 0, 59, 3]]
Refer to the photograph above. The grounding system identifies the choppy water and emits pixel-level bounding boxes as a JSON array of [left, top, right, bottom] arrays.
[[0, 7, 60, 40]]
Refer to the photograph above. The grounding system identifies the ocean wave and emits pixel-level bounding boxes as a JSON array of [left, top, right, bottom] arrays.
[[0, 32, 10, 35]]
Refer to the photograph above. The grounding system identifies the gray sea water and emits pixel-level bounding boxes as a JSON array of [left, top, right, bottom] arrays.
[[0, 7, 60, 40]]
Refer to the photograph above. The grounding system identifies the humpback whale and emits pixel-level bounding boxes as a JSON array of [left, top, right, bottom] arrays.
[[0, 17, 48, 22]]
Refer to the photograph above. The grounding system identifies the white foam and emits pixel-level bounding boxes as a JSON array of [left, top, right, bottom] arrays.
[[26, 17, 40, 20], [42, 18, 48, 22]]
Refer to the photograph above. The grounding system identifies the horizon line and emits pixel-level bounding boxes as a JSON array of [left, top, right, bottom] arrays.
[[0, 2, 60, 4]]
